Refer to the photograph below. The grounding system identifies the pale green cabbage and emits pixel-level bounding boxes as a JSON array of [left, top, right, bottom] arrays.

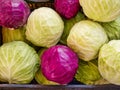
[[67, 20, 108, 61], [75, 60, 109, 85], [98, 40, 120, 85], [80, 0, 120, 22], [101, 16, 120, 40], [0, 41, 39, 84], [26, 7, 64, 47]]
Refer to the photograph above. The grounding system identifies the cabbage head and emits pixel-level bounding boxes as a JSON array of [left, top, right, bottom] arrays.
[[101, 16, 120, 40], [75, 60, 109, 85], [98, 40, 120, 85], [80, 0, 120, 22], [0, 41, 39, 84], [67, 20, 108, 61], [26, 7, 64, 47]]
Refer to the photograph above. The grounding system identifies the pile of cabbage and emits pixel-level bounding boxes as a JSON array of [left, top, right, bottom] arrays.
[[0, 0, 120, 86]]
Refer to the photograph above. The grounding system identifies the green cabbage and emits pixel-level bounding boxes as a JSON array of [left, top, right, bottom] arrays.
[[26, 7, 64, 47], [101, 16, 120, 40], [60, 12, 86, 45], [67, 20, 108, 61], [0, 41, 39, 84], [98, 40, 120, 85], [80, 0, 120, 22], [2, 26, 27, 43], [75, 60, 109, 85]]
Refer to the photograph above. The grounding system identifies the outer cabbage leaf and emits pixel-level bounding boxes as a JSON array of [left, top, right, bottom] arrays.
[[101, 16, 120, 40], [75, 60, 109, 85]]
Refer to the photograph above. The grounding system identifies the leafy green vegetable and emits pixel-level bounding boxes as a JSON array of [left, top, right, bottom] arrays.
[[101, 16, 120, 40], [2, 26, 27, 43], [75, 60, 109, 85], [67, 20, 108, 61], [26, 7, 64, 47], [0, 41, 39, 84], [98, 40, 120, 85]]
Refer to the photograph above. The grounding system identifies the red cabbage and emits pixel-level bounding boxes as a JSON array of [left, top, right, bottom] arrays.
[[54, 0, 80, 19], [0, 0, 30, 28], [41, 45, 79, 84]]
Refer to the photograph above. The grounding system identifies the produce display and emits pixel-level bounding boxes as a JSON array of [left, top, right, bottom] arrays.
[[0, 0, 120, 86]]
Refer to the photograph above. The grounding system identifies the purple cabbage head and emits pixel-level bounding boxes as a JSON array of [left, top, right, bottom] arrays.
[[41, 45, 79, 84], [54, 0, 80, 19], [0, 0, 30, 28]]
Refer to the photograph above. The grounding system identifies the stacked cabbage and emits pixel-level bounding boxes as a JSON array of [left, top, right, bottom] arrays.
[[0, 0, 120, 86]]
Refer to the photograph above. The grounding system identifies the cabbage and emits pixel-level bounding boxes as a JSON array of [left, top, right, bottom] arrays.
[[98, 40, 120, 85], [60, 12, 86, 45], [41, 45, 78, 84], [101, 16, 120, 40], [2, 26, 27, 43], [80, 0, 120, 22], [0, 0, 30, 28], [0, 41, 39, 84], [54, 0, 80, 19], [26, 7, 64, 47], [75, 60, 109, 85], [67, 20, 108, 61]]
